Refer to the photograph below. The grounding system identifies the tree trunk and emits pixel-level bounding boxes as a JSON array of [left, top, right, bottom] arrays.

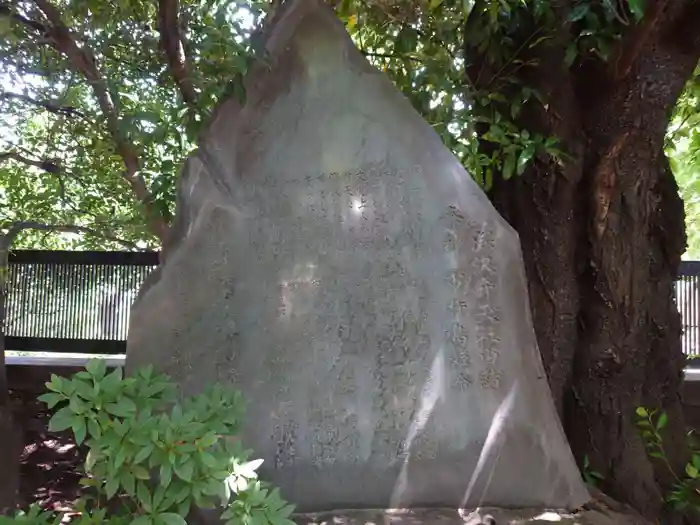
[[0, 357, 19, 516], [0, 246, 21, 515], [488, 4, 700, 523]]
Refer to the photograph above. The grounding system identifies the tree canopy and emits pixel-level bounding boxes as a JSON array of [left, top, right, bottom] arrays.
[[0, 0, 697, 253]]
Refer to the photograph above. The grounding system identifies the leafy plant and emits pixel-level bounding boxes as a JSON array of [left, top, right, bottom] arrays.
[[636, 406, 700, 511], [0, 505, 61, 525], [582, 455, 604, 488], [1, 360, 295, 525]]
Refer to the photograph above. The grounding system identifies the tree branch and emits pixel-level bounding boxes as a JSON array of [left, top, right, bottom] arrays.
[[0, 2, 47, 35], [157, 0, 198, 108], [32, 0, 170, 243], [0, 221, 140, 250], [0, 91, 87, 119], [608, 0, 671, 83], [0, 150, 60, 173]]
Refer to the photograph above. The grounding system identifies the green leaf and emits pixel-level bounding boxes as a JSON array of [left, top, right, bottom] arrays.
[[87, 417, 102, 439], [133, 110, 162, 125], [627, 0, 646, 21], [277, 504, 296, 518], [72, 418, 87, 445], [73, 379, 95, 401], [394, 27, 418, 55], [567, 3, 590, 22], [38, 393, 64, 409], [157, 513, 187, 525], [86, 359, 107, 380], [198, 432, 218, 449], [105, 476, 119, 499], [137, 480, 153, 512], [177, 498, 191, 518], [45, 375, 64, 393], [636, 407, 649, 418], [692, 454, 700, 471], [85, 449, 98, 472], [564, 44, 578, 67], [510, 99, 522, 120], [105, 397, 137, 418], [174, 459, 194, 482], [517, 143, 536, 175], [656, 412, 668, 431], [685, 463, 699, 479], [200, 451, 218, 469], [134, 444, 155, 465], [139, 365, 155, 381], [484, 167, 493, 192], [49, 406, 77, 432], [101, 368, 124, 394], [131, 515, 152, 525], [160, 462, 173, 487], [502, 151, 516, 180], [133, 464, 151, 480], [172, 481, 191, 504], [121, 471, 136, 496], [152, 484, 167, 512]]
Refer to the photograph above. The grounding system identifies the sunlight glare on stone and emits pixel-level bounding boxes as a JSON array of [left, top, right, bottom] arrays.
[[390, 349, 446, 508], [351, 197, 364, 213], [531, 512, 566, 522], [461, 381, 520, 508]]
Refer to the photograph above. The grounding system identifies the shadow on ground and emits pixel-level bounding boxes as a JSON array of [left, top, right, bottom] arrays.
[[11, 389, 84, 515]]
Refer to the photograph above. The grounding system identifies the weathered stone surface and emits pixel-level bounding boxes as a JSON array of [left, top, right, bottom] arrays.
[[292, 501, 651, 525], [126, 0, 589, 512]]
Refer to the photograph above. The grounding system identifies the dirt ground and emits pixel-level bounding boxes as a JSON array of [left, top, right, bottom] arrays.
[[11, 389, 84, 516]]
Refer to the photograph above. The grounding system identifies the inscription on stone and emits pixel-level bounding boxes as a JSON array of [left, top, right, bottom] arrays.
[[126, 0, 590, 509]]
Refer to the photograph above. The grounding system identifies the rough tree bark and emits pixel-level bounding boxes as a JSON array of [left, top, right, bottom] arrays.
[[481, 2, 700, 523], [0, 309, 19, 516]]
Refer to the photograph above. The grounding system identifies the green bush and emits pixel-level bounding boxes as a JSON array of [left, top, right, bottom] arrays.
[[636, 406, 700, 512], [0, 360, 295, 525]]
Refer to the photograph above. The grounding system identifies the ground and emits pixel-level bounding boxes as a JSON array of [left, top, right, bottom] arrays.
[[11, 388, 84, 517]]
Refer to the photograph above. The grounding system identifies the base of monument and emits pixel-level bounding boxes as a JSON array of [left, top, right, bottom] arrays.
[[292, 502, 651, 525], [258, 445, 588, 512]]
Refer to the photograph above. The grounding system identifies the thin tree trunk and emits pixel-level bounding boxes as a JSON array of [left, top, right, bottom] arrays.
[[0, 245, 20, 515]]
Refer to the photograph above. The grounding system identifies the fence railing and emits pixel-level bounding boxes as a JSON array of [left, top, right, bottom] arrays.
[[4, 250, 159, 355], [3, 251, 700, 360], [679, 261, 700, 359]]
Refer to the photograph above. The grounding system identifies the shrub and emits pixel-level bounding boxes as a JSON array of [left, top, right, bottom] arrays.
[[636, 406, 700, 512], [0, 360, 295, 525]]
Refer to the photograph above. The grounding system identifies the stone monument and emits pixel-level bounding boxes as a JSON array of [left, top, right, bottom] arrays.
[[126, 0, 590, 512]]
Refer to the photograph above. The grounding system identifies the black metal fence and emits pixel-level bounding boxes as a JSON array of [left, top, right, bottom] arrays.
[[4, 250, 159, 354], [679, 261, 700, 359]]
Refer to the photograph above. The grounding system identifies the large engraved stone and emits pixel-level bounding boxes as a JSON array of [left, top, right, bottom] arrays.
[[126, 0, 589, 512]]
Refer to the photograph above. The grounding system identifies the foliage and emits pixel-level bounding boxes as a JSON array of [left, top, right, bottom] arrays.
[[582, 455, 604, 488], [668, 64, 700, 259], [0, 0, 269, 249], [335, 0, 568, 191], [3, 0, 699, 250], [0, 361, 295, 525], [636, 406, 700, 512]]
